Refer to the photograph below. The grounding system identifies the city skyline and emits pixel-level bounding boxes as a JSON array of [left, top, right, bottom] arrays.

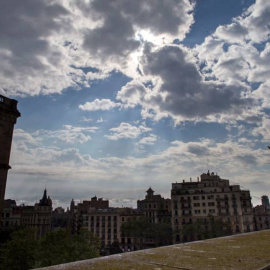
[[1, 0, 269, 208]]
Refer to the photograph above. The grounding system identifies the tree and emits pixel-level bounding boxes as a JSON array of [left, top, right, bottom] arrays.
[[0, 228, 37, 270], [105, 241, 123, 255], [121, 217, 172, 249], [182, 217, 232, 242], [35, 228, 100, 268], [0, 227, 101, 270]]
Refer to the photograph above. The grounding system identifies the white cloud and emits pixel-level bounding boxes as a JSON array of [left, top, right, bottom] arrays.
[[105, 122, 151, 140], [116, 44, 254, 123], [9, 128, 270, 207], [137, 134, 158, 145], [0, 0, 195, 97], [79, 99, 121, 111]]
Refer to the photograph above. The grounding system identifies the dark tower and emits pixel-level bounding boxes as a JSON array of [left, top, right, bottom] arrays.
[[0, 95, 20, 226], [261, 195, 270, 209]]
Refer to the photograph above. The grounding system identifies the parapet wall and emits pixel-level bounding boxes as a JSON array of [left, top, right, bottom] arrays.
[[35, 230, 270, 270]]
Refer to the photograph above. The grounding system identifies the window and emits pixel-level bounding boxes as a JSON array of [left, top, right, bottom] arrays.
[[0, 97, 4, 102], [194, 203, 200, 207]]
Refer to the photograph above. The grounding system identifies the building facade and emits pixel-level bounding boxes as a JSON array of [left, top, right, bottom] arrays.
[[171, 171, 254, 243], [1, 199, 21, 229], [82, 207, 144, 251], [20, 189, 52, 238], [261, 195, 270, 209], [137, 188, 171, 224], [253, 195, 270, 231], [69, 196, 109, 233], [0, 95, 20, 226]]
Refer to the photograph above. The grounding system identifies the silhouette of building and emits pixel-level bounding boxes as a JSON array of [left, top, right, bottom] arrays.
[[21, 189, 52, 238], [52, 207, 69, 229], [137, 188, 171, 224], [1, 199, 21, 229], [261, 195, 270, 209], [0, 95, 20, 226], [70, 197, 144, 251], [82, 207, 143, 251], [171, 171, 254, 243], [253, 195, 270, 231], [69, 196, 109, 233]]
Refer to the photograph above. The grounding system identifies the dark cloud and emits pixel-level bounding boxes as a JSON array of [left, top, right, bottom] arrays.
[[141, 45, 254, 119], [80, 0, 193, 58], [187, 144, 210, 156], [0, 0, 70, 95], [235, 154, 258, 165], [0, 0, 69, 66]]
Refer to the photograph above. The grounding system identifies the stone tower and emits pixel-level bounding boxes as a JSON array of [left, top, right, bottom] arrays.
[[0, 95, 20, 226]]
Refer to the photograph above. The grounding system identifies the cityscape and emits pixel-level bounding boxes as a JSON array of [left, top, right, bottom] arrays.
[[0, 0, 270, 268], [0, 94, 269, 254]]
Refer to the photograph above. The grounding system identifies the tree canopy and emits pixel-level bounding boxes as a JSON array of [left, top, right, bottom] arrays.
[[0, 228, 100, 270]]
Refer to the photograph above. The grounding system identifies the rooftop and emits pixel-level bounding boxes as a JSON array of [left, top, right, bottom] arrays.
[[36, 230, 270, 270]]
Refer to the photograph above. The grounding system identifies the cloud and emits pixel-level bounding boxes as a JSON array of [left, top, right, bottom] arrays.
[[27, 125, 98, 145], [117, 44, 254, 123], [251, 117, 270, 142], [0, 0, 75, 96], [105, 122, 151, 140], [9, 128, 270, 208], [195, 0, 270, 122], [137, 134, 158, 145], [80, 0, 194, 59], [79, 99, 121, 111]]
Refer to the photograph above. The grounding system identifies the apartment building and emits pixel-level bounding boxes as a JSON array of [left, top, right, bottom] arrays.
[[253, 195, 270, 231], [171, 171, 253, 243], [82, 207, 144, 251], [1, 199, 21, 228], [137, 187, 171, 224], [20, 189, 52, 238], [69, 196, 109, 233]]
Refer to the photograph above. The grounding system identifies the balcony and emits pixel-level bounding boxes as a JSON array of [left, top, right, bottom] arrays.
[[217, 205, 229, 209], [216, 197, 228, 201], [218, 212, 229, 216]]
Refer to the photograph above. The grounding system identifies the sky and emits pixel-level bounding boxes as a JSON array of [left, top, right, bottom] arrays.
[[1, 0, 270, 209]]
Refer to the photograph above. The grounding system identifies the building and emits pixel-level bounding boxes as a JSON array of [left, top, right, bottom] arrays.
[[82, 207, 144, 251], [137, 188, 171, 224], [69, 196, 109, 233], [261, 195, 270, 209], [253, 195, 270, 231], [0, 95, 20, 226], [52, 207, 69, 229], [21, 189, 52, 238], [171, 171, 254, 243], [70, 196, 145, 251], [1, 199, 21, 229]]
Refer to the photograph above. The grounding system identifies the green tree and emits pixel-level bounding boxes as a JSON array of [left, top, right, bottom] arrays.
[[0, 227, 101, 270], [0, 228, 37, 270], [182, 217, 232, 242], [35, 228, 100, 268], [121, 217, 172, 249]]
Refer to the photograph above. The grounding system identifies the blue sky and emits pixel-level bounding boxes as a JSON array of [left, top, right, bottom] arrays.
[[1, 0, 269, 208]]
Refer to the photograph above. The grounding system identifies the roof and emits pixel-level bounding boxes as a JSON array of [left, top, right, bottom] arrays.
[[146, 187, 154, 193], [35, 230, 270, 270]]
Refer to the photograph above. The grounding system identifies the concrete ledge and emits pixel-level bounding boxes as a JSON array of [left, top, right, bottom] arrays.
[[35, 230, 270, 270]]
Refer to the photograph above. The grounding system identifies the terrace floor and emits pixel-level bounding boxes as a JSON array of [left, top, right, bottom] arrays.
[[36, 230, 270, 270]]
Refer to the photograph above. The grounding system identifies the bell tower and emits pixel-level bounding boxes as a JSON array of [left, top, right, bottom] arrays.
[[0, 95, 20, 226]]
